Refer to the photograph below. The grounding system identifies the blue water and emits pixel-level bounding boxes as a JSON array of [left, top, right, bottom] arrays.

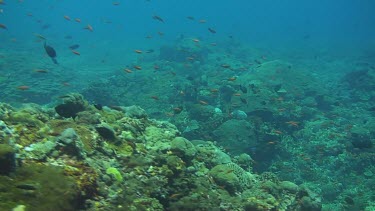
[[2, 0, 375, 50]]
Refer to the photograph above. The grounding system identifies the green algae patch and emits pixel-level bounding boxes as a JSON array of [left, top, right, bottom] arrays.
[[99, 109, 125, 124], [106, 167, 123, 182], [5, 110, 44, 128], [0, 163, 80, 210], [107, 141, 134, 157]]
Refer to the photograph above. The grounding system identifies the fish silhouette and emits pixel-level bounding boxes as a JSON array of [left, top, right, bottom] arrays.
[[44, 41, 58, 64], [69, 44, 80, 50]]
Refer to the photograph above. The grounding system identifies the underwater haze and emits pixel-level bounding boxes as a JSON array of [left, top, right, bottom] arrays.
[[1, 0, 375, 210]]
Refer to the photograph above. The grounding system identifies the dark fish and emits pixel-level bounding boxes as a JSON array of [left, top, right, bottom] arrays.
[[41, 24, 51, 30], [239, 85, 248, 93], [152, 15, 164, 23], [64, 35, 73, 39], [240, 98, 247, 104], [55, 103, 84, 118], [221, 64, 231, 68], [368, 107, 375, 112], [58, 95, 71, 99], [187, 16, 195, 20], [303, 34, 310, 40], [0, 23, 7, 30], [69, 44, 80, 50], [16, 184, 37, 190], [344, 196, 354, 205], [186, 76, 194, 81], [145, 49, 154, 53], [94, 103, 103, 110], [44, 41, 58, 64], [208, 28, 216, 34]]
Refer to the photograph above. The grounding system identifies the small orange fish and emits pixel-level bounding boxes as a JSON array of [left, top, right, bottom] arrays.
[[71, 50, 80, 55], [273, 130, 283, 135], [210, 89, 219, 93], [169, 193, 183, 199], [34, 69, 48, 73], [199, 100, 208, 105], [151, 96, 159, 100], [173, 107, 182, 112], [74, 18, 81, 23], [184, 63, 192, 68], [134, 49, 142, 54], [227, 77, 237, 81], [165, 112, 174, 117], [84, 24, 93, 32], [276, 97, 284, 101], [233, 93, 241, 96], [285, 121, 299, 127], [231, 103, 240, 107], [199, 19, 207, 23], [63, 15, 71, 21], [134, 65, 142, 70], [17, 85, 29, 90], [0, 23, 7, 29], [124, 68, 132, 73]]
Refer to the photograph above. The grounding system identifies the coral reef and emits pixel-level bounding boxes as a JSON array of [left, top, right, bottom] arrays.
[[0, 95, 322, 210]]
